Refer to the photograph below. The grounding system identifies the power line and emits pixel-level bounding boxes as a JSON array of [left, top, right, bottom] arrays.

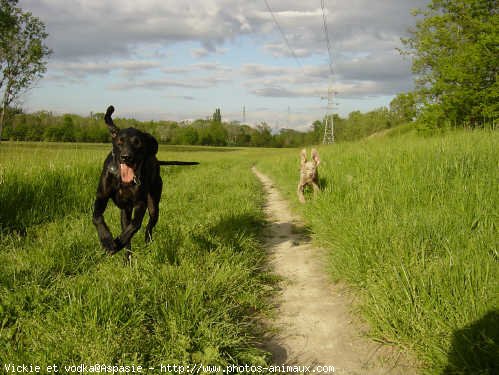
[[320, 0, 334, 76], [263, 0, 304, 71]]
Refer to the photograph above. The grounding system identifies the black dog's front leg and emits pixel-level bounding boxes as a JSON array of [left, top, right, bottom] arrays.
[[121, 208, 133, 262], [93, 196, 118, 254], [114, 202, 147, 252]]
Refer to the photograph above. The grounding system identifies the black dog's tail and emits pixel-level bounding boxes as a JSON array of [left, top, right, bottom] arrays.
[[104, 105, 119, 137], [158, 161, 199, 166]]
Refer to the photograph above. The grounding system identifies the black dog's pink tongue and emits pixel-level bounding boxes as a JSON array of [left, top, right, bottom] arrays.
[[120, 163, 135, 183]]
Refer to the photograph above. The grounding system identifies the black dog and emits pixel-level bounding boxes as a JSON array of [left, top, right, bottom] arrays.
[[93, 105, 198, 259]]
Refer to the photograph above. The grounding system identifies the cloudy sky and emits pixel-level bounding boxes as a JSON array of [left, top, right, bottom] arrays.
[[19, 0, 427, 130]]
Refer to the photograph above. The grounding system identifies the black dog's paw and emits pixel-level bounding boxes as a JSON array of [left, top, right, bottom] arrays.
[[101, 236, 118, 254], [113, 237, 125, 252]]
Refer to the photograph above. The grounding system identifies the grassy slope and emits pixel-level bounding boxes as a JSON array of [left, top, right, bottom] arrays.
[[256, 131, 498, 374], [0, 143, 273, 367]]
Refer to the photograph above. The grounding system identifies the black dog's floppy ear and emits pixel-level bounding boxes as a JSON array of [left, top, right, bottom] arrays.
[[104, 105, 119, 138], [143, 132, 159, 156]]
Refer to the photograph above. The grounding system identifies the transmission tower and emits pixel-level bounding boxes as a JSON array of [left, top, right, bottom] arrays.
[[242, 105, 246, 123], [321, 0, 336, 145]]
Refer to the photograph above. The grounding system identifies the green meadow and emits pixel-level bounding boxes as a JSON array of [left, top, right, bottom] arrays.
[[0, 143, 274, 368], [1, 130, 498, 374], [256, 130, 498, 374]]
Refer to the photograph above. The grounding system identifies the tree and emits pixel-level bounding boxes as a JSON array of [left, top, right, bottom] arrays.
[[251, 122, 273, 147], [208, 121, 228, 146], [212, 108, 222, 124], [401, 0, 498, 127], [0, 0, 51, 139], [61, 114, 76, 141], [389, 92, 416, 125]]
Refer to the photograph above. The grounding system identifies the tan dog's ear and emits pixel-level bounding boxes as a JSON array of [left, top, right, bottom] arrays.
[[311, 148, 320, 166], [300, 149, 307, 166]]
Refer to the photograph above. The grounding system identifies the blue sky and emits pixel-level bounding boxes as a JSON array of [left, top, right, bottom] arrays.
[[18, 0, 427, 131]]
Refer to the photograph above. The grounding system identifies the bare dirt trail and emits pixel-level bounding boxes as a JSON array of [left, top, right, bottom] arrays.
[[253, 167, 417, 375]]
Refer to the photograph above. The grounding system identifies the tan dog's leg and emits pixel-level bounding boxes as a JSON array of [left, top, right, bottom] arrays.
[[312, 181, 320, 199], [311, 148, 321, 199], [297, 182, 306, 203], [298, 149, 308, 203]]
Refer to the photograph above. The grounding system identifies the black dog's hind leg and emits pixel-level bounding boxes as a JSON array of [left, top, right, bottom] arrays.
[[145, 178, 162, 243], [121, 207, 133, 262]]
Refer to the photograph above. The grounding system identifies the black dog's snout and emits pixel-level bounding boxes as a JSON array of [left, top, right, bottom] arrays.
[[120, 154, 133, 163]]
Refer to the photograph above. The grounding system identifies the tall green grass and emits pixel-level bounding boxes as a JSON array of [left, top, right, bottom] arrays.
[[256, 131, 498, 374], [2, 134, 497, 373], [0, 143, 273, 368]]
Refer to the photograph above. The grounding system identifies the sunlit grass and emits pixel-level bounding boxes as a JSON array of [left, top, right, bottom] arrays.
[[2, 131, 497, 373], [0, 142, 273, 367], [256, 130, 498, 374]]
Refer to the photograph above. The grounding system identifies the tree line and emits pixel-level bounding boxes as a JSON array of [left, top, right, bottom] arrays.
[[2, 100, 415, 147]]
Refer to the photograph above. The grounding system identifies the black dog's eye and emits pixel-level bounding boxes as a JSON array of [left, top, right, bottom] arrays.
[[131, 136, 142, 148], [117, 136, 124, 145]]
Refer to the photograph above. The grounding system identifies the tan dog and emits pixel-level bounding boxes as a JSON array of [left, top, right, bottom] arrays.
[[297, 148, 320, 203]]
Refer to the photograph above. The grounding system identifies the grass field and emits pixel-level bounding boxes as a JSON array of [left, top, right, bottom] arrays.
[[0, 143, 275, 369], [256, 130, 498, 374], [1, 130, 497, 374]]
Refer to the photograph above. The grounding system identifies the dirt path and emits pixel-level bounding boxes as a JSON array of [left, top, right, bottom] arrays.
[[253, 167, 416, 375]]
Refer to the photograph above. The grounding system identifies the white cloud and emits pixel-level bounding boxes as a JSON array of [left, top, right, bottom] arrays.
[[161, 63, 231, 75], [109, 76, 230, 91], [20, 0, 266, 60], [249, 80, 381, 99], [191, 46, 228, 58], [20, 0, 426, 60], [18, 0, 428, 128], [49, 60, 162, 78]]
